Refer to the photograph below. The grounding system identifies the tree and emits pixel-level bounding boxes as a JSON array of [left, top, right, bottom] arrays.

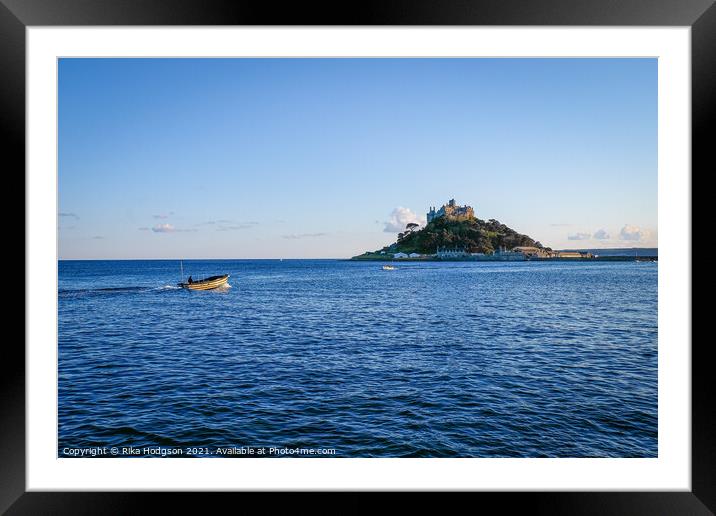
[[406, 222, 420, 233]]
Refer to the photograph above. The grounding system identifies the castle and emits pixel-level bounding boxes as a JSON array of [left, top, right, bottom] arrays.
[[426, 199, 475, 223]]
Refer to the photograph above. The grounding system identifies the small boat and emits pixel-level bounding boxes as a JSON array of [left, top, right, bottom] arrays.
[[178, 274, 230, 290], [382, 265, 396, 271], [177, 261, 229, 290]]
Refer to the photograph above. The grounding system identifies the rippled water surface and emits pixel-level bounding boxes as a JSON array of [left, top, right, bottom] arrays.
[[58, 259, 657, 457]]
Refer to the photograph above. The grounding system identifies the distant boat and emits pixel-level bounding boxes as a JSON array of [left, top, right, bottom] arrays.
[[382, 265, 396, 271], [178, 274, 230, 290]]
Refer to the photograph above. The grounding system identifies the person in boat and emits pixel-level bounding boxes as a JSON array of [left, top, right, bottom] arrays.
[[188, 276, 193, 284]]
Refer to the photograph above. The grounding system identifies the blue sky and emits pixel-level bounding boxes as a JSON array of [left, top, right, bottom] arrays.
[[58, 58, 657, 259]]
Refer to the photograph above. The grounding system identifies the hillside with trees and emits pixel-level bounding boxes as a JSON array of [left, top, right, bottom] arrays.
[[354, 215, 548, 258]]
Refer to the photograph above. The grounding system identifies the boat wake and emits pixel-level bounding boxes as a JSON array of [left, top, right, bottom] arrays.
[[59, 284, 182, 298]]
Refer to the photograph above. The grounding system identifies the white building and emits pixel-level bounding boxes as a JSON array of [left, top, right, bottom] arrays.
[[408, 253, 421, 258], [393, 252, 409, 259], [493, 249, 526, 261], [436, 246, 470, 259]]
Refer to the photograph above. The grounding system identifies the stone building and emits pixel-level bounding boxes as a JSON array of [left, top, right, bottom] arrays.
[[427, 199, 475, 223]]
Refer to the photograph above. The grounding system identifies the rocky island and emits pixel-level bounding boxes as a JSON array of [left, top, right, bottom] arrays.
[[352, 199, 596, 261]]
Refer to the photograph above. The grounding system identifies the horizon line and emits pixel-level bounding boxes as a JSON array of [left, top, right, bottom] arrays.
[[58, 246, 659, 261]]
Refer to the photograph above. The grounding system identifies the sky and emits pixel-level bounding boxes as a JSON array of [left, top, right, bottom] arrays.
[[58, 58, 657, 259]]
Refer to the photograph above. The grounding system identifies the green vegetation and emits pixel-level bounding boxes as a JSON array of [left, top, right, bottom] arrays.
[[354, 215, 548, 258], [352, 251, 391, 260]]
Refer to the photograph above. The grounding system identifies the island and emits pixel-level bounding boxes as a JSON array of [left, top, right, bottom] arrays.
[[352, 199, 655, 261]]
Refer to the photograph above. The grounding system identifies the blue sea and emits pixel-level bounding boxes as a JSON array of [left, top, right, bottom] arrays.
[[58, 260, 658, 458]]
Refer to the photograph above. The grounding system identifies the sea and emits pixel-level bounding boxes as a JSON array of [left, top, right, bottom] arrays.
[[58, 259, 658, 458]]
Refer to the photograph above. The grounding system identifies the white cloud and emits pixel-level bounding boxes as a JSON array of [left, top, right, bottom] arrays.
[[620, 225, 649, 241], [282, 233, 327, 240], [567, 232, 591, 241], [152, 223, 175, 233], [593, 229, 610, 240], [150, 223, 196, 233], [384, 207, 425, 233]]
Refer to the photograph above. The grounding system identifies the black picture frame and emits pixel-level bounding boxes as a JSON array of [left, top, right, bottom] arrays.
[[6, 0, 711, 512]]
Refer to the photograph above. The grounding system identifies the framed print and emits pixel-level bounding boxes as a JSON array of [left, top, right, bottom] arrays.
[[7, 0, 713, 512]]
